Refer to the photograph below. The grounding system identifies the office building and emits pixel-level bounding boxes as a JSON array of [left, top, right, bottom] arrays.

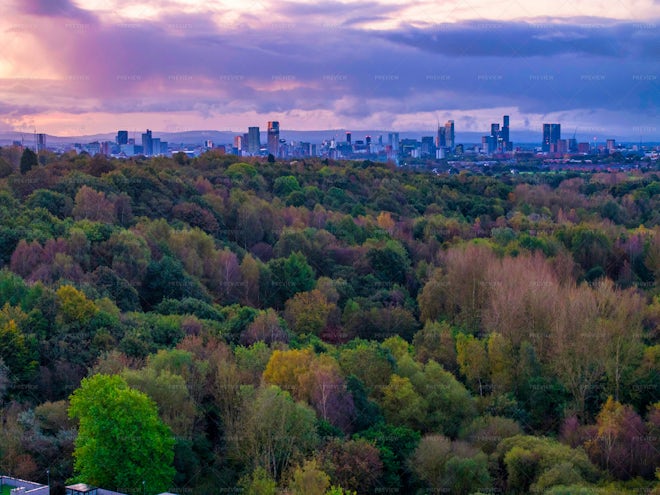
[[267, 121, 280, 156], [578, 142, 590, 153], [444, 120, 455, 149], [248, 126, 261, 154], [152, 138, 161, 156], [606, 139, 616, 151], [542, 123, 561, 152], [36, 133, 46, 153], [502, 115, 511, 151], [141, 129, 153, 156], [489, 123, 501, 152], [482, 135, 496, 154], [436, 124, 446, 148], [556, 139, 568, 154], [421, 136, 435, 156], [116, 130, 128, 145], [388, 132, 399, 152], [346, 132, 351, 144]]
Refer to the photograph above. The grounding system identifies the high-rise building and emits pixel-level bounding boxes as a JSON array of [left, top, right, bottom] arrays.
[[267, 121, 280, 156], [436, 124, 446, 148], [606, 139, 616, 151], [490, 123, 500, 152], [346, 132, 352, 144], [502, 115, 511, 151], [388, 132, 400, 152], [248, 127, 261, 154], [116, 130, 128, 145], [141, 129, 153, 156], [152, 138, 161, 156], [421, 136, 435, 156], [36, 133, 46, 153], [482, 135, 496, 154], [542, 124, 561, 152], [444, 120, 455, 150]]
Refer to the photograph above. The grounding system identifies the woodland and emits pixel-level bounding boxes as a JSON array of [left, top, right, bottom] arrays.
[[0, 147, 658, 494]]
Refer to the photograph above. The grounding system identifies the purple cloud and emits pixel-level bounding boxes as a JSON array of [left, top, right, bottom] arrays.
[[0, 1, 658, 136]]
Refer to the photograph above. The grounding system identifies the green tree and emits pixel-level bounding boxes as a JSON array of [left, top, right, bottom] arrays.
[[413, 321, 458, 372], [68, 374, 175, 495], [227, 385, 318, 480], [0, 314, 38, 385], [380, 374, 428, 430], [20, 148, 38, 174], [455, 333, 490, 396], [238, 466, 278, 495], [273, 175, 301, 196], [264, 252, 315, 308], [0, 157, 13, 177], [288, 459, 330, 495], [284, 289, 334, 336]]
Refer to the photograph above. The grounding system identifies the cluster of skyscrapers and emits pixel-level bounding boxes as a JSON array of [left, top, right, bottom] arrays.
[[541, 123, 600, 154], [233, 121, 282, 156], [111, 129, 169, 156], [482, 115, 512, 154], [21, 113, 650, 162]]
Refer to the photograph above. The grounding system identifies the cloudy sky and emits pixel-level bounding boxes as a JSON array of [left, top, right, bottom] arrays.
[[0, 0, 658, 140]]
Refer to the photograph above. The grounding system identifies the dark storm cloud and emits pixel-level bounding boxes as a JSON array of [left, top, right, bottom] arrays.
[[377, 20, 659, 58]]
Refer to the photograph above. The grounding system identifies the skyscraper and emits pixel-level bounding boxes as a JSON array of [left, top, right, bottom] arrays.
[[444, 120, 455, 150], [36, 133, 46, 153], [388, 132, 399, 152], [116, 130, 128, 145], [421, 136, 435, 156], [346, 132, 351, 144], [436, 123, 446, 148], [490, 123, 500, 146], [151, 138, 161, 156], [502, 115, 511, 151], [248, 126, 261, 154], [267, 121, 280, 156], [141, 129, 153, 156], [542, 123, 561, 152]]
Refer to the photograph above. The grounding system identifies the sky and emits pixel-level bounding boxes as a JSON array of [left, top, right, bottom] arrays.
[[0, 0, 658, 140]]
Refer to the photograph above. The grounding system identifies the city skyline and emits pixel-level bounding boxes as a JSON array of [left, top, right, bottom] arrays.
[[0, 0, 658, 139]]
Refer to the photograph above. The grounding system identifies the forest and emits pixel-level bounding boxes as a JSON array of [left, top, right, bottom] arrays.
[[0, 146, 658, 495]]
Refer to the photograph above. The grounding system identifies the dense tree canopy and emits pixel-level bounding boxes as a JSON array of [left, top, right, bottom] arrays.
[[0, 148, 658, 494]]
